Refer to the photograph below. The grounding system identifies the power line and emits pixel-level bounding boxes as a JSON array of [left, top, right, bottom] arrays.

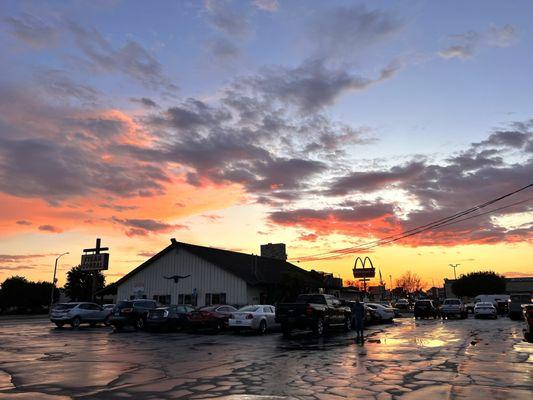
[[291, 183, 533, 262]]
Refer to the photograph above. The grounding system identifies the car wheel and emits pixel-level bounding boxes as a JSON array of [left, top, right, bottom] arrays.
[[55, 322, 64, 328], [258, 320, 267, 335], [344, 316, 351, 331], [281, 323, 291, 337], [71, 316, 81, 329], [135, 317, 145, 330], [214, 321, 222, 333], [104, 316, 111, 326], [313, 317, 325, 336]]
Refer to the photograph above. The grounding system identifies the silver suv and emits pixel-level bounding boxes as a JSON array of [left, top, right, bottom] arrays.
[[440, 298, 467, 319], [50, 302, 111, 328]]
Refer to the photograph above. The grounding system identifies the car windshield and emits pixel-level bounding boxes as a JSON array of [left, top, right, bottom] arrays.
[[238, 306, 259, 312], [117, 301, 133, 309], [53, 303, 78, 310], [444, 299, 460, 305], [510, 295, 531, 303], [296, 295, 326, 304], [199, 306, 216, 312]]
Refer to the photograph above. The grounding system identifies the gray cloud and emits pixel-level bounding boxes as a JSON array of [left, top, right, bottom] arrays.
[[35, 69, 99, 102], [67, 21, 175, 91], [38, 224, 62, 233], [327, 161, 425, 196], [247, 59, 400, 114], [0, 135, 169, 200], [205, 0, 251, 38], [205, 37, 241, 61], [130, 97, 158, 108], [111, 216, 187, 237], [309, 5, 403, 61], [16, 220, 32, 226], [4, 14, 60, 47], [439, 25, 517, 59], [0, 254, 50, 263]]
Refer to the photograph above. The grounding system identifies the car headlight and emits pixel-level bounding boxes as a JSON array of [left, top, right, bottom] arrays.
[[163, 310, 169, 318]]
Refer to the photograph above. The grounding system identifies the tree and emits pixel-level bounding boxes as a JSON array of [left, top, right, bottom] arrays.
[[451, 271, 506, 298], [0, 276, 58, 313], [64, 265, 105, 301], [343, 279, 361, 289], [396, 271, 425, 293]]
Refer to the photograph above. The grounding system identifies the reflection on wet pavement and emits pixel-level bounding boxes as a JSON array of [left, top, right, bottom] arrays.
[[0, 317, 531, 399]]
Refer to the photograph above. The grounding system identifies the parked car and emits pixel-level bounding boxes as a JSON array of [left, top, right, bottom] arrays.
[[276, 293, 351, 337], [522, 304, 533, 342], [365, 303, 395, 322], [188, 305, 237, 332], [508, 294, 532, 320], [50, 302, 110, 328], [474, 294, 509, 305], [108, 299, 157, 330], [414, 300, 439, 319], [394, 299, 410, 311], [473, 302, 497, 319], [101, 304, 116, 325], [228, 305, 278, 334], [146, 304, 195, 331], [441, 298, 467, 319]]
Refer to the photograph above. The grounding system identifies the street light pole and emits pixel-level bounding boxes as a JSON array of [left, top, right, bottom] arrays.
[[449, 263, 460, 280], [49, 252, 69, 309]]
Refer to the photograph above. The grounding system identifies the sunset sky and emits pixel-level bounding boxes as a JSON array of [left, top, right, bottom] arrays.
[[0, 0, 531, 288]]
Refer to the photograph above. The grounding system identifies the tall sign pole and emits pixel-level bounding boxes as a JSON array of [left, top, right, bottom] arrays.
[[449, 263, 460, 280]]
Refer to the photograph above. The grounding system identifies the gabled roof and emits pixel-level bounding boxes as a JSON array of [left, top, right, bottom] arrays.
[[112, 239, 321, 287]]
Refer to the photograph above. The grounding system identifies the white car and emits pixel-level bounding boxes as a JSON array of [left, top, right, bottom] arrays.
[[365, 303, 395, 322], [228, 305, 278, 334], [474, 302, 497, 319], [50, 302, 110, 328]]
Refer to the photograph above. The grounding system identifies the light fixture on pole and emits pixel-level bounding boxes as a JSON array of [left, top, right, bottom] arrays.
[[49, 252, 69, 309], [449, 263, 460, 280]]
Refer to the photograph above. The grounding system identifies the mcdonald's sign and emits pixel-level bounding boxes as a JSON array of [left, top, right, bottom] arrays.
[[353, 256, 376, 279]]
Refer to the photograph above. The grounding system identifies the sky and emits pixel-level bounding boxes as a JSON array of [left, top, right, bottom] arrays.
[[0, 0, 532, 288]]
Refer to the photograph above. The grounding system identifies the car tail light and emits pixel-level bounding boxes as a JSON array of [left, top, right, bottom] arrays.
[[306, 305, 313, 316], [246, 314, 253, 319], [121, 308, 133, 314]]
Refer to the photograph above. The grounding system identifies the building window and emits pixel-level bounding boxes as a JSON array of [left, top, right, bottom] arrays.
[[205, 293, 226, 305], [178, 293, 197, 306], [153, 295, 171, 305]]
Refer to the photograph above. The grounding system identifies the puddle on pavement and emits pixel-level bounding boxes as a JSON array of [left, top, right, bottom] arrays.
[[378, 337, 446, 347]]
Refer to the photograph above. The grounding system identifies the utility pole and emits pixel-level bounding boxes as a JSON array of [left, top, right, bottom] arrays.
[[449, 263, 460, 280], [50, 252, 69, 309]]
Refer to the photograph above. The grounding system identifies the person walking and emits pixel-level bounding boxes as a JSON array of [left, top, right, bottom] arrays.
[[353, 299, 365, 342]]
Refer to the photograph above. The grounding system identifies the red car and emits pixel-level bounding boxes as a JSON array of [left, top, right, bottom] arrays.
[[188, 305, 237, 332]]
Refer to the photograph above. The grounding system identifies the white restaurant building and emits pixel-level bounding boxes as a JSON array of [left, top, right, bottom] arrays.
[[110, 239, 323, 307]]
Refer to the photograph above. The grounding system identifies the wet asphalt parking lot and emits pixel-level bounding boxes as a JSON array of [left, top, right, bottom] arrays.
[[0, 316, 531, 400]]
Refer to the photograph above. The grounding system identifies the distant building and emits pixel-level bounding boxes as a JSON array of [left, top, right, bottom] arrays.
[[260, 243, 287, 260]]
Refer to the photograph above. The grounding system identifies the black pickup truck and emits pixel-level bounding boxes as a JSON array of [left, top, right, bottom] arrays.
[[275, 293, 352, 336]]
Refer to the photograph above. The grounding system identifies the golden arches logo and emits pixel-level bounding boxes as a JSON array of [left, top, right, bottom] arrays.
[[353, 256, 376, 278]]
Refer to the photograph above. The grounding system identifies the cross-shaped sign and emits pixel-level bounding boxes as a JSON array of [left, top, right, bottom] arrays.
[[83, 238, 109, 254]]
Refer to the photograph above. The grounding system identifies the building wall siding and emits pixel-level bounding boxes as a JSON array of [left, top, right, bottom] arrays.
[[116, 248, 249, 307]]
